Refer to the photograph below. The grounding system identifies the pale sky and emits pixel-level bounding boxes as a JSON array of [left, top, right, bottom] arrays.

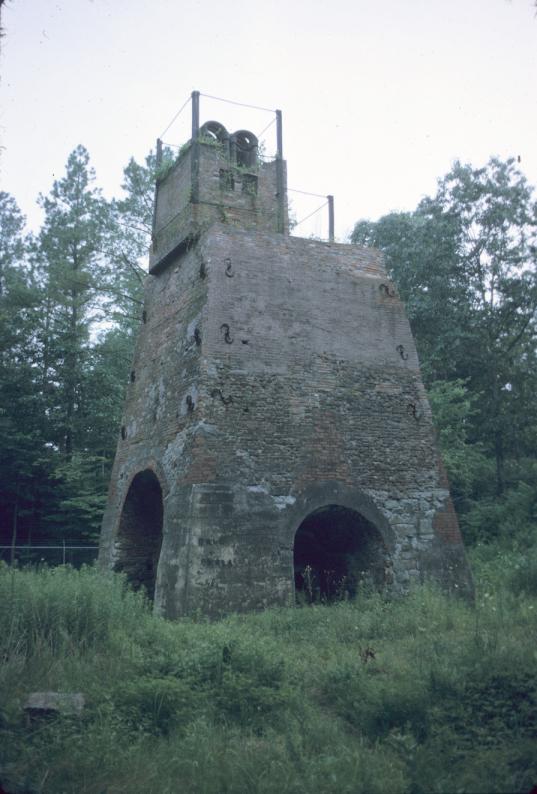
[[1, 0, 536, 243]]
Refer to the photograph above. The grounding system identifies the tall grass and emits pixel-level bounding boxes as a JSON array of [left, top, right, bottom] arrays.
[[1, 554, 536, 794], [0, 563, 149, 656]]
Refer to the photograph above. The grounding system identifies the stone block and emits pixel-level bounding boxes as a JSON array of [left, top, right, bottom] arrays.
[[24, 692, 85, 719]]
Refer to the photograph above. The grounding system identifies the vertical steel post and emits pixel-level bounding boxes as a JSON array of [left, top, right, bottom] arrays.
[[276, 109, 283, 160], [191, 90, 200, 138], [151, 138, 162, 247], [327, 195, 335, 242], [191, 90, 200, 204], [275, 109, 285, 234]]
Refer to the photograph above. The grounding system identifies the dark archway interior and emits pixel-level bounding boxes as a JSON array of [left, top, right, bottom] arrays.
[[294, 504, 388, 602], [114, 470, 163, 600]]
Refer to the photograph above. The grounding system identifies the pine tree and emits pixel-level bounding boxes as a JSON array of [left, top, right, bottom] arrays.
[[0, 193, 52, 551], [36, 145, 111, 458]]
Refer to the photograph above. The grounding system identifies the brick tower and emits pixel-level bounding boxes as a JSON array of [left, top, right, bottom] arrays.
[[99, 94, 473, 617]]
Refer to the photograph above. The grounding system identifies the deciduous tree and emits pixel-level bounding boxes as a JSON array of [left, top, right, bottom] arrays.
[[352, 157, 537, 535]]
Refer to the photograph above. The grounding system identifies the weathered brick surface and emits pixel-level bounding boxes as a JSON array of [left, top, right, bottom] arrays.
[[99, 144, 473, 617], [149, 144, 287, 271]]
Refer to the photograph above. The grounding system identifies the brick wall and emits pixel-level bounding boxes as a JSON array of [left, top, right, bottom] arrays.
[[100, 221, 474, 617]]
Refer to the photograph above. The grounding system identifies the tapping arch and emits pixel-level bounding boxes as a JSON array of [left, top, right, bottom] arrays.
[[293, 504, 390, 602], [114, 469, 164, 600]]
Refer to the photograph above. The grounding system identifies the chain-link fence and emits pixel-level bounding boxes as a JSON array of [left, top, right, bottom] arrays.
[[0, 544, 99, 568]]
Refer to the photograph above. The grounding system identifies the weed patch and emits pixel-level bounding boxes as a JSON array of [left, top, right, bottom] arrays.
[[0, 560, 536, 793]]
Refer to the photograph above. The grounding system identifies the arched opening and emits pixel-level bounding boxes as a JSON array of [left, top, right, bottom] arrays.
[[293, 504, 389, 603], [230, 130, 258, 169], [199, 120, 229, 147], [114, 470, 163, 600]]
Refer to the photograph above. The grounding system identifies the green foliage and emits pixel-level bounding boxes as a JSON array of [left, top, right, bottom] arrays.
[[352, 157, 537, 543], [0, 192, 26, 293], [113, 637, 289, 736], [434, 670, 537, 747], [0, 193, 55, 550], [49, 454, 108, 539], [0, 147, 152, 548], [427, 378, 488, 500], [36, 146, 113, 457], [470, 540, 537, 598], [154, 151, 178, 182], [460, 463, 537, 544], [210, 641, 289, 729], [322, 658, 430, 739], [507, 545, 537, 597], [1, 563, 536, 793], [3, 148, 537, 791], [114, 676, 200, 735], [0, 564, 149, 657]]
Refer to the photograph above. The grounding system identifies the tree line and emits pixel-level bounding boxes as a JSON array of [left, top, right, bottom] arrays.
[[1, 149, 536, 552], [0, 146, 156, 551], [352, 157, 537, 544]]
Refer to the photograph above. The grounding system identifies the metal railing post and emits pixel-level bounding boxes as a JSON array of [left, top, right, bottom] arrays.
[[327, 195, 335, 242], [151, 138, 163, 247], [275, 110, 285, 233], [191, 90, 200, 204]]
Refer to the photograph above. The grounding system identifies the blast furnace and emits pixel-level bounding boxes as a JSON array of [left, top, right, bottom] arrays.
[[99, 94, 473, 616]]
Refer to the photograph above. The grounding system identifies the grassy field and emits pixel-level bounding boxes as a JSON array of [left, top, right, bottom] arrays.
[[1, 545, 536, 794]]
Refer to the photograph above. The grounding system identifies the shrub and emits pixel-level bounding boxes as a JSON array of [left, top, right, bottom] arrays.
[[0, 563, 150, 659], [0, 555, 535, 794], [114, 675, 201, 735], [507, 545, 537, 596], [321, 658, 430, 740]]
